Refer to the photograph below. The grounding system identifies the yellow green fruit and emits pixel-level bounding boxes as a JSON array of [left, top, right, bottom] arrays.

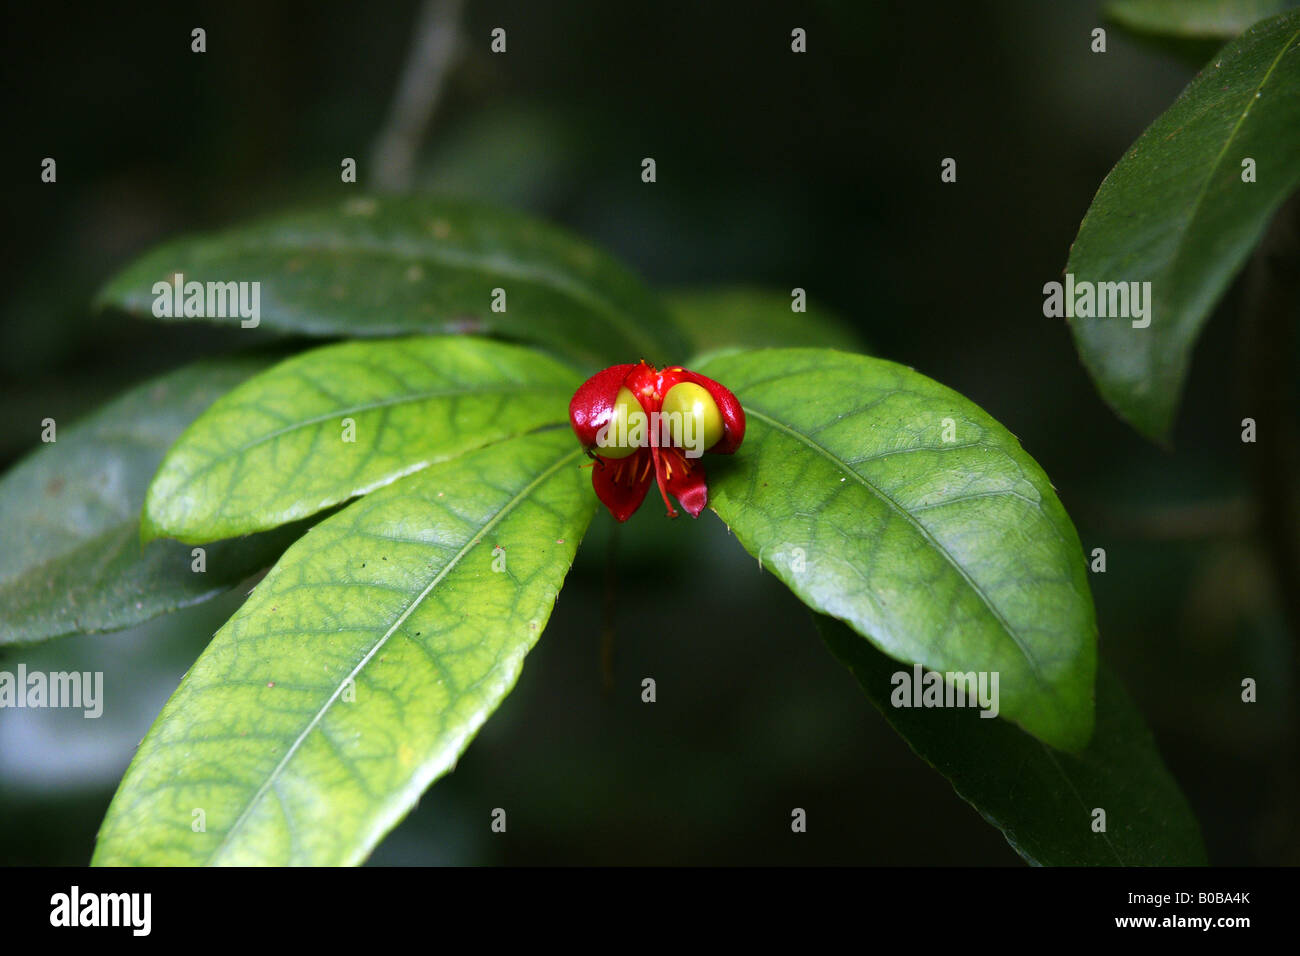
[[597, 386, 647, 459], [661, 382, 724, 453]]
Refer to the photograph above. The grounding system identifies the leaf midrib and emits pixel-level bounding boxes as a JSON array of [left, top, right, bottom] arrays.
[[139, 233, 675, 361], [1036, 742, 1126, 864], [206, 444, 583, 864], [1157, 24, 1300, 332], [744, 404, 1055, 700], [158, 383, 571, 488]]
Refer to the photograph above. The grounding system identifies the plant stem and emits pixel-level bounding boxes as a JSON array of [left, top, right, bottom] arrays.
[[601, 521, 620, 694], [369, 0, 465, 192]]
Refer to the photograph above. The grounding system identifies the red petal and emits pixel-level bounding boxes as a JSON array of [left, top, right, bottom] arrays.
[[590, 449, 654, 522]]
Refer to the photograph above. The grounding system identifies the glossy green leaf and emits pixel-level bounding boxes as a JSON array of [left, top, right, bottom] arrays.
[[143, 336, 579, 544], [96, 196, 686, 368], [93, 429, 594, 866], [1107, 0, 1296, 40], [1066, 10, 1300, 440], [667, 286, 865, 362], [816, 616, 1207, 865], [698, 348, 1096, 751], [0, 358, 304, 645]]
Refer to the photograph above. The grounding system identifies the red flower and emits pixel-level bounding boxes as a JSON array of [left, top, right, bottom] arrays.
[[569, 362, 745, 521]]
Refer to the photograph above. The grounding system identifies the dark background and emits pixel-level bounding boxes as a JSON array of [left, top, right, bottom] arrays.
[[1, 0, 1294, 865]]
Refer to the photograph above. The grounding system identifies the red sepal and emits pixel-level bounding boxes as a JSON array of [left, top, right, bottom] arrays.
[[654, 446, 709, 518], [568, 363, 637, 449], [590, 449, 654, 522]]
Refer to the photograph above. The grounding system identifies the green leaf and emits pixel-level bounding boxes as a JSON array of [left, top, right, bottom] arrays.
[[0, 358, 304, 645], [666, 286, 865, 362], [1106, 0, 1297, 40], [93, 429, 595, 866], [697, 348, 1097, 751], [143, 336, 579, 544], [1066, 10, 1300, 440], [816, 616, 1207, 865], [96, 196, 687, 369]]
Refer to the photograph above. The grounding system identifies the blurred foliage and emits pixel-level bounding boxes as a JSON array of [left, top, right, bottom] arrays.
[[1105, 0, 1298, 63], [668, 287, 866, 360], [1067, 8, 1300, 440]]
